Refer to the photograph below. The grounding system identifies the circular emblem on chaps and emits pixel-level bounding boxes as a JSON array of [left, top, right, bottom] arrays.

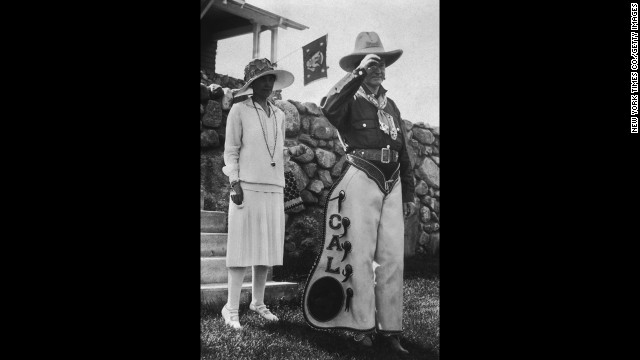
[[307, 276, 345, 322]]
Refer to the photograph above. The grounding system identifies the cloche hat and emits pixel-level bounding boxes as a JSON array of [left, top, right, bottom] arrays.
[[339, 32, 403, 72], [235, 58, 294, 97]]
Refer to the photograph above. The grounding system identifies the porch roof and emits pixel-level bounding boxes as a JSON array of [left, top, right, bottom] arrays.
[[201, 0, 308, 40]]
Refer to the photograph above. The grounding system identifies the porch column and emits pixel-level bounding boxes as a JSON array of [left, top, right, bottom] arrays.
[[252, 23, 261, 58], [270, 26, 278, 64]]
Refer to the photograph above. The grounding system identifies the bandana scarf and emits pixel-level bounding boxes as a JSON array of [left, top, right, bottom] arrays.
[[356, 86, 398, 140]]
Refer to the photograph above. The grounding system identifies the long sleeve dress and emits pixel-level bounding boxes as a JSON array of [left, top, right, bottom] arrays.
[[222, 97, 288, 267]]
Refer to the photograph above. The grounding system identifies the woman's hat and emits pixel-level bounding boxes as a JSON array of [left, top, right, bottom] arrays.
[[235, 58, 294, 97], [339, 32, 403, 72]]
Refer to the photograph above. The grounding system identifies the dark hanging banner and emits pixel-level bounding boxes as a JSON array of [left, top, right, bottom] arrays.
[[302, 34, 328, 85]]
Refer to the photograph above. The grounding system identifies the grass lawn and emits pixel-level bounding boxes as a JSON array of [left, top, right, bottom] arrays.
[[201, 254, 439, 360]]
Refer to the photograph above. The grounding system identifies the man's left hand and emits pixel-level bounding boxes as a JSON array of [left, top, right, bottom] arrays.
[[403, 202, 415, 218]]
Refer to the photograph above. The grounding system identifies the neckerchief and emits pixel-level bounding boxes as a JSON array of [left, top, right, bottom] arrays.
[[355, 86, 398, 140]]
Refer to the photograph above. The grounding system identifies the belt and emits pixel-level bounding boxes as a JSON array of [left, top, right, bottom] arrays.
[[349, 147, 399, 163], [346, 154, 400, 194]]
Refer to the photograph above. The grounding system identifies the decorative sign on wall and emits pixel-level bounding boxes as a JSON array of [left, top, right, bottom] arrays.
[[303, 34, 328, 86]]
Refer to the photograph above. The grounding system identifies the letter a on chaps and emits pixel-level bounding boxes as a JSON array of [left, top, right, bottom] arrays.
[[302, 168, 376, 332]]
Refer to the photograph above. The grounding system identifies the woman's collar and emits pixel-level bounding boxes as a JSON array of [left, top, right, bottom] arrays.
[[245, 96, 275, 115], [246, 96, 274, 108]]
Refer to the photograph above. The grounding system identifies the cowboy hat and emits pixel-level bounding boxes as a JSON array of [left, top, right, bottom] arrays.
[[339, 32, 403, 72], [235, 58, 294, 97]]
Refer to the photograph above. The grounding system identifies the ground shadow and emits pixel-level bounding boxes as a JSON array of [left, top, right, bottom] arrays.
[[404, 253, 439, 280]]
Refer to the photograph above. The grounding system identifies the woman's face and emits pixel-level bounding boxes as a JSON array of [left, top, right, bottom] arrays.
[[363, 59, 386, 89], [251, 74, 276, 99]]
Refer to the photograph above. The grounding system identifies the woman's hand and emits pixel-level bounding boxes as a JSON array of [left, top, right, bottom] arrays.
[[288, 145, 307, 157], [230, 182, 244, 205]]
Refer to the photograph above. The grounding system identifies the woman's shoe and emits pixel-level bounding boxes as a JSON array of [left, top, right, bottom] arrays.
[[249, 303, 279, 321], [221, 305, 242, 330], [353, 333, 374, 347]]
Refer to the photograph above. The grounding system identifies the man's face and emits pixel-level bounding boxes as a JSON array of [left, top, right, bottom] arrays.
[[363, 60, 386, 89], [251, 74, 276, 99]]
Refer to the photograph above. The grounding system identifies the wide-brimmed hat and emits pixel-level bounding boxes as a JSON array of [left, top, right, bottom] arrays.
[[339, 32, 403, 72], [235, 58, 294, 97]]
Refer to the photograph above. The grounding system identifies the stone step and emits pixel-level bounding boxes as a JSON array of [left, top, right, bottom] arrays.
[[201, 281, 299, 305], [201, 257, 272, 284], [201, 210, 227, 233], [201, 233, 227, 257]]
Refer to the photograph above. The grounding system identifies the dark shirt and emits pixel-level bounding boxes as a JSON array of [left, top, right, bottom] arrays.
[[321, 70, 415, 203]]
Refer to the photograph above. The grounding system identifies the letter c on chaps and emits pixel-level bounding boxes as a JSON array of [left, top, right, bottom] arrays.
[[329, 214, 342, 229]]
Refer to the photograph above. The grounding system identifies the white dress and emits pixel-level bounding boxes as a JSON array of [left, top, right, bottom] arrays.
[[223, 98, 287, 267]]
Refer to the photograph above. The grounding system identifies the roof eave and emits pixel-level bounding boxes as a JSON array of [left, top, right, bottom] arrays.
[[207, 0, 308, 31]]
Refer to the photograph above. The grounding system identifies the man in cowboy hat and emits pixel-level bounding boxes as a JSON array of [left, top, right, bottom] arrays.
[[301, 32, 415, 355]]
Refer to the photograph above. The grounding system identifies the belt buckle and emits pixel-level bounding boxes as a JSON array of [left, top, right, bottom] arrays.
[[380, 147, 390, 164]]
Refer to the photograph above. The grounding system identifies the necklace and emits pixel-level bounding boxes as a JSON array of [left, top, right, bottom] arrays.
[[252, 99, 277, 167]]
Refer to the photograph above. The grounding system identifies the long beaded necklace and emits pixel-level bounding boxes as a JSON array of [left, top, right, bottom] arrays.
[[252, 98, 278, 167]]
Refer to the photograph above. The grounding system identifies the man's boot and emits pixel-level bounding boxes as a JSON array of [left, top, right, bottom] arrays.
[[382, 335, 409, 355]]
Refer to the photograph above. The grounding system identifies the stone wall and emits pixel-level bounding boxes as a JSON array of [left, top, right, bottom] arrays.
[[200, 71, 245, 211], [403, 121, 440, 256], [200, 73, 440, 260]]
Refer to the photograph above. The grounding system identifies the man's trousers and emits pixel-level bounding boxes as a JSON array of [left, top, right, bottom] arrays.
[[302, 156, 404, 334]]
